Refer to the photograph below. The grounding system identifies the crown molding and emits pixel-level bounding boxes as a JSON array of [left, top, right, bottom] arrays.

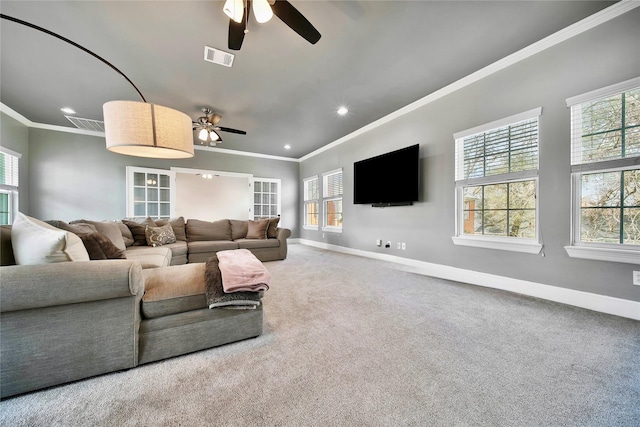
[[300, 0, 640, 162]]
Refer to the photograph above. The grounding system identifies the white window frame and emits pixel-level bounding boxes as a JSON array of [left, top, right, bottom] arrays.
[[452, 108, 543, 254], [0, 146, 21, 225], [564, 77, 640, 264], [322, 168, 343, 233], [126, 166, 176, 219], [252, 177, 282, 223], [303, 175, 320, 230]]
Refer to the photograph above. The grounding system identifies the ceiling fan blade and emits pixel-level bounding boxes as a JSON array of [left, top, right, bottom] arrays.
[[271, 0, 321, 45], [218, 126, 247, 135], [228, 18, 245, 50]]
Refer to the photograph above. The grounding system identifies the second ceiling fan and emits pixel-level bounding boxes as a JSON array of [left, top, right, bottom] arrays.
[[193, 108, 246, 146], [224, 0, 321, 50]]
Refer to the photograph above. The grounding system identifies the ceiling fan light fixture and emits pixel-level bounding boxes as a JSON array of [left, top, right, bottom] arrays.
[[210, 130, 221, 141], [223, 0, 244, 23], [253, 0, 273, 23], [198, 128, 209, 141]]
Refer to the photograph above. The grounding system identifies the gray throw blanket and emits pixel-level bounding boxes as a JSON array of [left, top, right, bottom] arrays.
[[205, 257, 262, 309]]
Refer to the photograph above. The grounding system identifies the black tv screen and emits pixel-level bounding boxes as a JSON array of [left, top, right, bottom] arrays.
[[353, 144, 420, 206]]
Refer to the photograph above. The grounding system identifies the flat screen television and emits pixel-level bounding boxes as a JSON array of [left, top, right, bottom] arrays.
[[353, 144, 420, 207]]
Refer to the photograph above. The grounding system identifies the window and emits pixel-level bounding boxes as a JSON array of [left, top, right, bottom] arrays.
[[452, 108, 543, 254], [0, 147, 20, 225], [322, 169, 343, 232], [303, 175, 319, 229], [565, 77, 640, 264], [126, 166, 175, 220], [253, 178, 281, 220]]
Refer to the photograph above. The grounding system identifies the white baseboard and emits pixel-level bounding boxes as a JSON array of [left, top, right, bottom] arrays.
[[296, 240, 640, 321]]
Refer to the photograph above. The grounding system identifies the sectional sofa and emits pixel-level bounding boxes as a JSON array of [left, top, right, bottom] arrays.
[[0, 215, 290, 398]]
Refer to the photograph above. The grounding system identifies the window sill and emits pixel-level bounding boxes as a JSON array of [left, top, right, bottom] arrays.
[[321, 226, 343, 234], [452, 236, 543, 254], [564, 245, 640, 265], [303, 225, 320, 231]]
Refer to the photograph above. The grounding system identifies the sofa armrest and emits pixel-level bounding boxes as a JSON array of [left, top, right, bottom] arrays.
[[276, 227, 292, 241], [0, 259, 144, 312]]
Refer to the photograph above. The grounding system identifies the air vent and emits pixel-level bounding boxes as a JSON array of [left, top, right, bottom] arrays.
[[65, 116, 105, 132], [204, 46, 235, 67]]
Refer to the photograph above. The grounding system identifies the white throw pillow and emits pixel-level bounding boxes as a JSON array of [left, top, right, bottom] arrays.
[[11, 212, 90, 265]]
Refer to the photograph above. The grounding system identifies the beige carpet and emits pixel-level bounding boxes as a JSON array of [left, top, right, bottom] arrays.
[[1, 244, 639, 426]]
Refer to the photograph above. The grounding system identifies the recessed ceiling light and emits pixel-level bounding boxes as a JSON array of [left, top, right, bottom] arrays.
[[61, 107, 76, 115], [284, 144, 291, 150], [337, 106, 348, 116]]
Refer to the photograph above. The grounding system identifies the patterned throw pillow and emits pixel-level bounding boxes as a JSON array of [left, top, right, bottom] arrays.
[[145, 224, 177, 247]]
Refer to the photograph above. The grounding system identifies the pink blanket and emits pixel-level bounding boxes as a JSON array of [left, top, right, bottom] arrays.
[[217, 249, 271, 293]]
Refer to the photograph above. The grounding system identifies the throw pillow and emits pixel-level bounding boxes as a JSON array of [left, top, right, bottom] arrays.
[[78, 232, 126, 260], [155, 217, 186, 241], [145, 224, 177, 247], [246, 219, 269, 240], [11, 212, 90, 265], [70, 219, 127, 251], [258, 217, 280, 238], [123, 217, 158, 246], [115, 221, 135, 247], [46, 220, 124, 260]]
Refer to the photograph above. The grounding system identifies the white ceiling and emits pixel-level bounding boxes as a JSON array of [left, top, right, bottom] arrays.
[[0, 1, 615, 159]]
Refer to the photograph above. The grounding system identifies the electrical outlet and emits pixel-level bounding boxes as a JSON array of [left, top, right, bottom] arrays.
[[396, 242, 401, 249], [385, 241, 391, 248], [633, 271, 640, 286], [401, 242, 406, 250]]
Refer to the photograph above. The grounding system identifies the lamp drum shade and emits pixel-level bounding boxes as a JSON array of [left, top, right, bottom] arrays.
[[103, 100, 194, 159]]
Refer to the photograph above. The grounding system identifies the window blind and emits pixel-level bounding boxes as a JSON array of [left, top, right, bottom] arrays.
[[323, 170, 343, 198], [0, 151, 19, 189], [304, 176, 319, 201]]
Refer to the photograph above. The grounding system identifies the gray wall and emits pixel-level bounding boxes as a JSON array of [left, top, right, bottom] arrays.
[[299, 9, 640, 301], [22, 127, 300, 235], [0, 113, 30, 215]]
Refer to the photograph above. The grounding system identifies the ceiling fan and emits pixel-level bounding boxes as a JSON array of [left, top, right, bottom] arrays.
[[192, 108, 247, 146], [225, 0, 321, 51]]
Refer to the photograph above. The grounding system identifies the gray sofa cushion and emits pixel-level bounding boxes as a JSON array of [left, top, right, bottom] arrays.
[[235, 238, 280, 249], [186, 219, 232, 241], [125, 246, 171, 269], [187, 240, 239, 254], [230, 219, 248, 240], [70, 220, 127, 251], [142, 263, 207, 319], [0, 225, 15, 266]]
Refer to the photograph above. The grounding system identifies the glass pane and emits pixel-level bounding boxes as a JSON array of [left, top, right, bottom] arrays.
[[270, 182, 278, 193], [160, 189, 170, 202], [463, 186, 483, 209], [254, 206, 261, 216], [262, 194, 269, 204], [484, 184, 507, 210], [134, 172, 145, 186], [134, 202, 146, 217], [623, 169, 640, 207], [582, 94, 622, 137], [134, 187, 145, 202], [147, 174, 159, 187], [0, 193, 9, 225], [254, 182, 262, 192], [270, 206, 277, 216], [160, 203, 170, 217], [147, 188, 158, 202], [625, 89, 640, 127], [581, 171, 621, 208], [483, 210, 507, 236], [159, 174, 170, 188], [325, 200, 343, 227], [270, 194, 277, 205], [509, 210, 536, 238], [581, 207, 620, 244], [509, 181, 536, 209], [463, 208, 482, 235], [254, 193, 261, 203], [623, 208, 640, 245], [148, 203, 158, 217], [626, 126, 640, 157]]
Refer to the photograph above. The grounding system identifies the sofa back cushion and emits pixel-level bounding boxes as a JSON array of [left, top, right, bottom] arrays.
[[246, 219, 269, 240], [122, 217, 158, 246], [70, 220, 127, 251], [186, 219, 231, 242], [230, 219, 248, 240], [258, 217, 280, 238]]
